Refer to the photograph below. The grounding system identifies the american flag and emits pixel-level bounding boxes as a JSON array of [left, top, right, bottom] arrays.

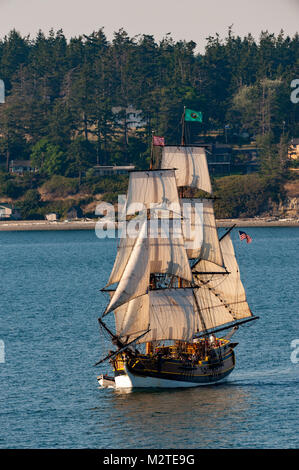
[[239, 230, 252, 244], [153, 135, 165, 146]]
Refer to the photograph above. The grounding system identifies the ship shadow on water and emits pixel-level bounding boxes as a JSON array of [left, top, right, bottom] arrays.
[[91, 380, 255, 448], [91, 365, 298, 448]]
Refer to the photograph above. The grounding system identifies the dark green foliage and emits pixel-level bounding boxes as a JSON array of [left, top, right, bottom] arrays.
[[65, 137, 95, 182], [0, 178, 24, 198], [0, 28, 298, 218], [30, 138, 65, 176], [17, 189, 43, 219], [91, 175, 129, 196], [38, 199, 82, 219], [41, 175, 79, 198], [0, 28, 297, 170], [214, 173, 286, 218]]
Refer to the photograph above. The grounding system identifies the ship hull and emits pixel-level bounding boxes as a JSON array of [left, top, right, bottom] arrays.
[[112, 347, 235, 389]]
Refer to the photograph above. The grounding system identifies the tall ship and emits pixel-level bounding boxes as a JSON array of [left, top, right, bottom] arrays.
[[96, 116, 258, 389]]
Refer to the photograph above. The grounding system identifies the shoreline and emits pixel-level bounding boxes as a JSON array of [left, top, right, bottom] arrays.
[[0, 218, 298, 231]]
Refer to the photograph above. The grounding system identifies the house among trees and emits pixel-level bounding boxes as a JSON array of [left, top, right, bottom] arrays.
[[195, 143, 232, 176], [67, 206, 83, 220], [0, 203, 12, 219], [232, 144, 259, 173], [9, 160, 37, 175], [288, 139, 299, 160], [0, 203, 21, 219], [93, 164, 135, 176], [197, 142, 259, 175], [208, 143, 232, 175], [112, 106, 147, 130], [45, 213, 59, 221]]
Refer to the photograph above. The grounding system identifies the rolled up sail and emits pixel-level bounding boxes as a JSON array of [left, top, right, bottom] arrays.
[[161, 146, 212, 194]]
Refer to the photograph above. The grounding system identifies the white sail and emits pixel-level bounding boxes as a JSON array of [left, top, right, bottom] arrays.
[[180, 198, 203, 259], [125, 169, 180, 216], [114, 289, 199, 344], [148, 219, 192, 281], [104, 220, 149, 315], [107, 228, 139, 286], [107, 218, 192, 286], [114, 285, 243, 344], [114, 294, 150, 343], [181, 198, 224, 265], [193, 287, 235, 331], [214, 234, 252, 319], [194, 234, 252, 319], [161, 146, 212, 193]]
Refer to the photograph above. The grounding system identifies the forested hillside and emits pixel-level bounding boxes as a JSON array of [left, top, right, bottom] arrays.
[[0, 27, 298, 218]]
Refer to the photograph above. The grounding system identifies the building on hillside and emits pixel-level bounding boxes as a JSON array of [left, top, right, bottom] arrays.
[[0, 203, 12, 219], [232, 145, 259, 173], [288, 138, 299, 160], [194, 143, 232, 176], [112, 106, 147, 130], [9, 160, 38, 175], [45, 213, 59, 221], [0, 203, 21, 220], [208, 143, 232, 175], [67, 206, 83, 220], [93, 164, 135, 176], [194, 142, 259, 175]]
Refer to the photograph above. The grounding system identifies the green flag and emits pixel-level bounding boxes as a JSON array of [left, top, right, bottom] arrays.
[[184, 108, 202, 122]]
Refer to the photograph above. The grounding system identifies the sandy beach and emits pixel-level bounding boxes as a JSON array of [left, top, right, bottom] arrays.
[[0, 220, 97, 231], [0, 217, 298, 231]]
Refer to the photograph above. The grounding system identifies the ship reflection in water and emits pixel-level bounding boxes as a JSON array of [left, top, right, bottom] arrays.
[[93, 382, 252, 448]]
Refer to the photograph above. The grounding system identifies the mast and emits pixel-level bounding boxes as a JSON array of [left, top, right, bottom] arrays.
[[99, 111, 256, 360], [181, 106, 186, 145], [150, 131, 154, 170], [192, 285, 208, 335], [159, 130, 255, 336]]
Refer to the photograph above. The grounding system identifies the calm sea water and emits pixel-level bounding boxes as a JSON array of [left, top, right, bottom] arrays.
[[0, 227, 298, 449]]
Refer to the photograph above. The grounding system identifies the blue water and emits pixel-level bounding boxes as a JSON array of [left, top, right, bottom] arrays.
[[0, 227, 298, 449]]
